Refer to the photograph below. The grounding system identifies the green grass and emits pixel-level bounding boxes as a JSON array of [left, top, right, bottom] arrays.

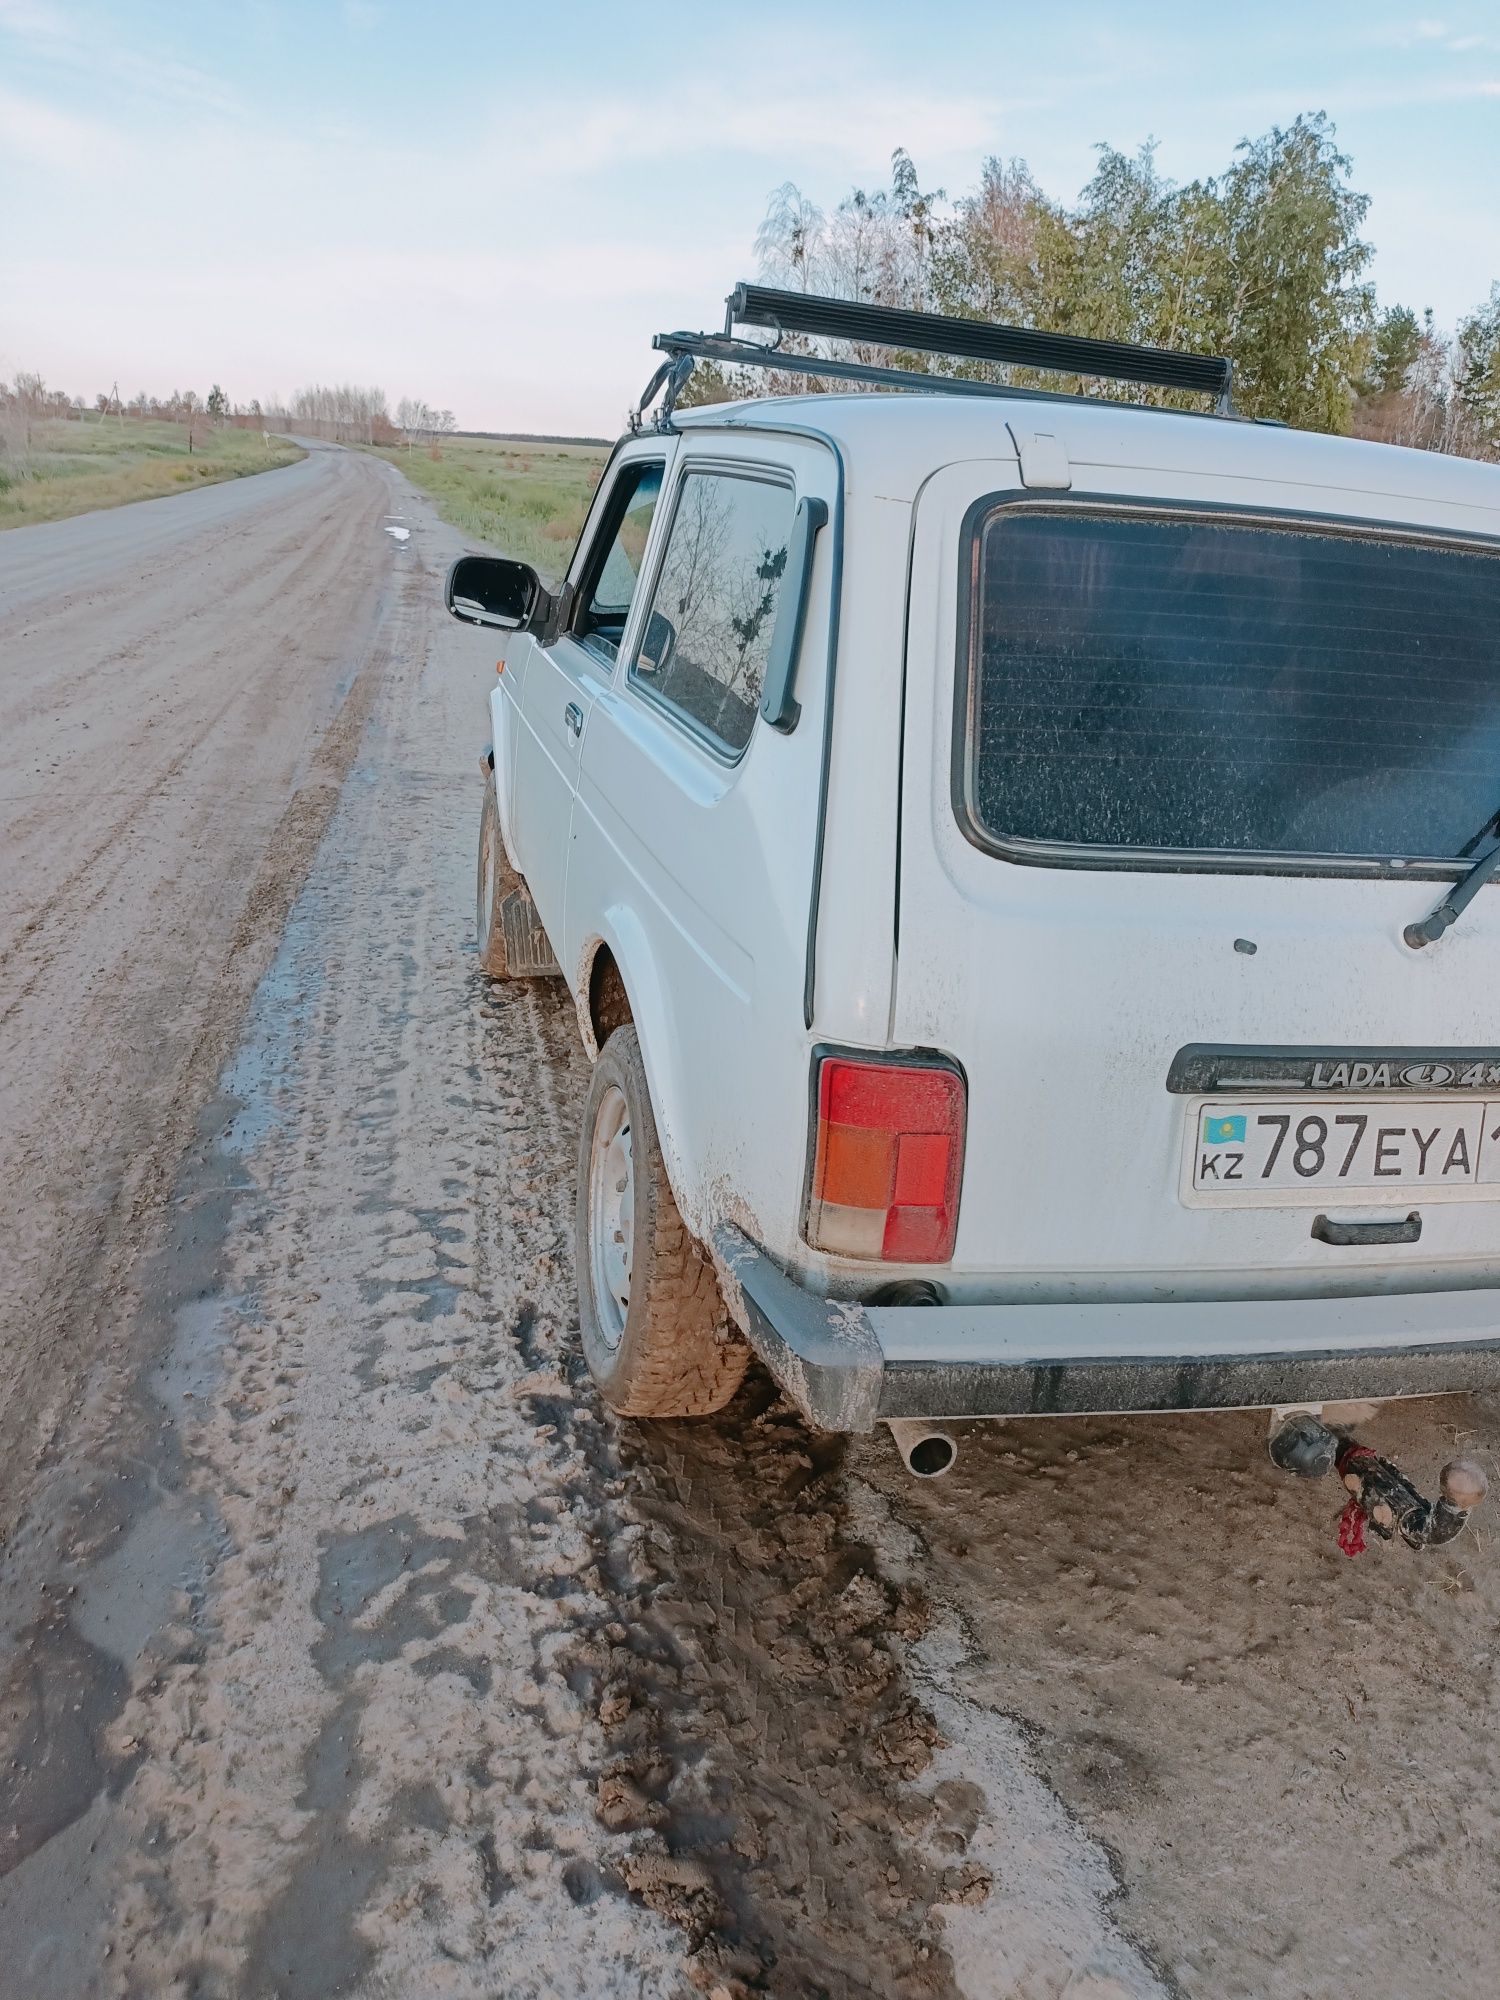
[[369, 436, 608, 582], [0, 417, 306, 529]]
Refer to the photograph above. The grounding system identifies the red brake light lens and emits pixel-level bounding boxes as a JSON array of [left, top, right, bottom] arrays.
[[808, 1055, 965, 1262]]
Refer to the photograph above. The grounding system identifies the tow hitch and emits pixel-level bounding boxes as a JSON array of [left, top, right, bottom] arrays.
[[1268, 1411, 1488, 1557]]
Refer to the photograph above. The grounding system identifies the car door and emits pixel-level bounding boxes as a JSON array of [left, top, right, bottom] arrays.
[[566, 436, 841, 1256], [510, 449, 667, 959]]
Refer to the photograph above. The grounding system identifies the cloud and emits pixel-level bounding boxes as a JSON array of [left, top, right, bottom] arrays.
[[1353, 74, 1500, 103], [1363, 11, 1498, 52], [495, 80, 1041, 183], [1232, 71, 1500, 118], [1379, 15, 1453, 42], [0, 0, 70, 36], [0, 0, 240, 116], [0, 83, 123, 172]]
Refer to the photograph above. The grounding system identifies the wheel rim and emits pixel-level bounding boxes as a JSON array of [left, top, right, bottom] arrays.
[[587, 1083, 634, 1349]]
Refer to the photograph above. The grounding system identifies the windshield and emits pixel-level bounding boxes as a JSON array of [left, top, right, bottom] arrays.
[[961, 506, 1500, 866]]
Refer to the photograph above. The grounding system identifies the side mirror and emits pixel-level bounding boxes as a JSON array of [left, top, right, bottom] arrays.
[[638, 608, 677, 675], [445, 554, 548, 631]]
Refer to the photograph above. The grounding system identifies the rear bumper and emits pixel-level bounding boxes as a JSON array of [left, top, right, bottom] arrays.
[[712, 1224, 1500, 1431]]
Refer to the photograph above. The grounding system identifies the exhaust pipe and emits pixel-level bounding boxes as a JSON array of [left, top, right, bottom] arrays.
[[871, 1284, 955, 1476], [886, 1418, 957, 1479]]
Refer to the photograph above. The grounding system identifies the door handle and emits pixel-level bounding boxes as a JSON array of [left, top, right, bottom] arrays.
[[1312, 1211, 1422, 1246], [564, 702, 583, 740]]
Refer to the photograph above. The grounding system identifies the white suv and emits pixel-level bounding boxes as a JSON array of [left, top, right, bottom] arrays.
[[447, 286, 1500, 1463]]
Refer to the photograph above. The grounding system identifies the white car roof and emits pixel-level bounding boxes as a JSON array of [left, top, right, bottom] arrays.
[[672, 390, 1500, 537]]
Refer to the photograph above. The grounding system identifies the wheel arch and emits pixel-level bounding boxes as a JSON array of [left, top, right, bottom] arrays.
[[575, 913, 700, 1231], [585, 941, 634, 1054]]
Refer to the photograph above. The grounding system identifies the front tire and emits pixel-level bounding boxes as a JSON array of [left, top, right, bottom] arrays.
[[575, 1026, 749, 1416]]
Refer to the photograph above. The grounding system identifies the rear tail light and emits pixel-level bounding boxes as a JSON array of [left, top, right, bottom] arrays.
[[807, 1054, 966, 1263]]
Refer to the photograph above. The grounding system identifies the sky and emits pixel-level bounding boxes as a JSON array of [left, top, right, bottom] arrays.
[[2, 0, 1498, 436]]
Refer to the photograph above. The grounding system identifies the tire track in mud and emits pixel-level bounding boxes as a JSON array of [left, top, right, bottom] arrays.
[[547, 1386, 984, 1999], [460, 926, 988, 1994], [265, 935, 982, 2000], [457, 991, 1152, 2000], [471, 984, 972, 1989], [92, 808, 695, 1997]]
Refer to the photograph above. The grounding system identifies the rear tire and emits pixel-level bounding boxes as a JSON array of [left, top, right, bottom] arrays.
[[576, 1026, 749, 1417]]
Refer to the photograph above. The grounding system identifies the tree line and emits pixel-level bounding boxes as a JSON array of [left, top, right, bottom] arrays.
[[0, 375, 458, 461], [683, 114, 1500, 456], [284, 384, 456, 447]]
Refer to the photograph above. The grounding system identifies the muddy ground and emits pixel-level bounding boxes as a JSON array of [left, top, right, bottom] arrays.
[[0, 451, 1497, 1999]]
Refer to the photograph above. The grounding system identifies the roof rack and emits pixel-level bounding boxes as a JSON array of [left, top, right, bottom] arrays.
[[638, 281, 1235, 427]]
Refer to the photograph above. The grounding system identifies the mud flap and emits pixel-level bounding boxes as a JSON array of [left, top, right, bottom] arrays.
[[498, 886, 561, 978]]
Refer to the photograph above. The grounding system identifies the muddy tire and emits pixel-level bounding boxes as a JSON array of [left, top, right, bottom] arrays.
[[475, 781, 515, 978], [576, 1026, 750, 1417]]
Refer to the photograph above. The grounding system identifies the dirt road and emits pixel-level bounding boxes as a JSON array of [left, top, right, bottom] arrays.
[[1, 456, 1497, 1999], [0, 442, 402, 1536]]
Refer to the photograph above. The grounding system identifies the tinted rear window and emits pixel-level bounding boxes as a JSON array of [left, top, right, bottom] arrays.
[[963, 508, 1500, 863]]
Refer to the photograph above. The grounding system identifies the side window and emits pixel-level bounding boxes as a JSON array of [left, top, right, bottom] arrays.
[[629, 468, 796, 755], [572, 460, 663, 661]]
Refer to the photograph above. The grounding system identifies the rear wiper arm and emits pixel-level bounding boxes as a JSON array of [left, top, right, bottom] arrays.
[[1405, 813, 1500, 949]]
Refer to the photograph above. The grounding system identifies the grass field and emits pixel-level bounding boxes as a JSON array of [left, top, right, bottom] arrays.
[[0, 418, 305, 529], [371, 436, 607, 580]]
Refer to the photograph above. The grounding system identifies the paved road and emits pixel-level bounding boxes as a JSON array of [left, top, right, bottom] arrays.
[[0, 454, 1496, 2000]]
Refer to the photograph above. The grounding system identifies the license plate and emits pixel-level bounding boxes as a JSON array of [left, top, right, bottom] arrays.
[[1183, 1097, 1500, 1207]]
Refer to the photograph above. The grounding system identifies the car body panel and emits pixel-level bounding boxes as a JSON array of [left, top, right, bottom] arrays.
[[892, 454, 1500, 1305], [479, 387, 1500, 1410], [565, 432, 841, 1254]]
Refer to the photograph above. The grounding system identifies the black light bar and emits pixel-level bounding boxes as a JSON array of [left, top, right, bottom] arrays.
[[727, 280, 1233, 408], [650, 330, 1110, 410]]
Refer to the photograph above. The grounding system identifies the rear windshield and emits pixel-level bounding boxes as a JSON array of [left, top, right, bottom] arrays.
[[962, 507, 1500, 866]]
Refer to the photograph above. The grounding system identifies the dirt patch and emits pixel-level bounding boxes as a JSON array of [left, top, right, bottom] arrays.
[[849, 1402, 1500, 1998], [549, 1377, 973, 1998], [65, 521, 695, 1997], [0, 443, 401, 1545]]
